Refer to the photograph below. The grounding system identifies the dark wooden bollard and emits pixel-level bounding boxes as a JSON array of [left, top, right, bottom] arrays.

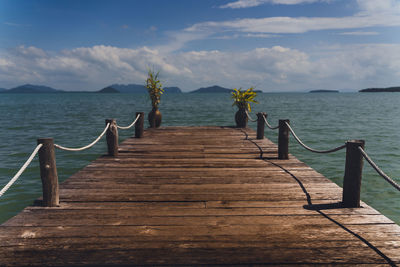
[[278, 119, 290, 159], [106, 119, 118, 156], [135, 112, 144, 138], [257, 112, 266, 139], [342, 140, 365, 208], [37, 138, 59, 207]]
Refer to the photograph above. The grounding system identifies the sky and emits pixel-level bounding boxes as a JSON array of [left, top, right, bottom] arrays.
[[1, 0, 400, 92]]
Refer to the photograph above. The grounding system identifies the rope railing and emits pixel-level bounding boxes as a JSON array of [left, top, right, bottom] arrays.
[[245, 110, 257, 122], [54, 123, 110, 152], [285, 122, 346, 154], [262, 114, 279, 130], [117, 114, 140, 130], [3, 107, 398, 213], [246, 112, 345, 154], [359, 147, 400, 192], [0, 144, 43, 198], [0, 112, 144, 205], [244, 110, 399, 207]]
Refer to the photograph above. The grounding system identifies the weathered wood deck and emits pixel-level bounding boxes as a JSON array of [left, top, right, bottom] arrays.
[[1, 126, 399, 266]]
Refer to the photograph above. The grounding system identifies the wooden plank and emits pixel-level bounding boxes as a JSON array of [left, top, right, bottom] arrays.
[[0, 247, 387, 266], [0, 126, 399, 266]]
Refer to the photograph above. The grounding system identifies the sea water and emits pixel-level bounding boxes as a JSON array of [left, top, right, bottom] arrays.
[[0, 92, 399, 224]]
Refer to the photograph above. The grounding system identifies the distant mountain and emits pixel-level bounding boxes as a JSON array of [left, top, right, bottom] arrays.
[[108, 84, 147, 93], [359, 87, 400, 93], [3, 84, 62, 93], [164, 87, 182, 93], [103, 84, 182, 93], [309, 90, 339, 93], [98, 86, 120, 93], [0, 88, 6, 92], [190, 85, 233, 93], [190, 85, 263, 93]]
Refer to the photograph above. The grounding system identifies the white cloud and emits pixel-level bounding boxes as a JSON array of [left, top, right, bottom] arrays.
[[4, 22, 31, 27], [356, 0, 400, 13], [0, 58, 15, 68], [214, 33, 279, 39], [164, 46, 313, 88], [1, 44, 400, 92], [155, 31, 209, 53], [2, 1, 399, 92], [338, 31, 379, 36], [186, 12, 400, 34], [219, 0, 400, 11], [14, 45, 47, 58], [245, 33, 280, 38], [0, 45, 192, 90], [220, 0, 323, 9], [220, 0, 266, 9], [149, 0, 400, 54], [178, 0, 400, 49]]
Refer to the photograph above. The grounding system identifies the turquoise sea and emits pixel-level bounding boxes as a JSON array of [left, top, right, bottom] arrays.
[[0, 92, 399, 224]]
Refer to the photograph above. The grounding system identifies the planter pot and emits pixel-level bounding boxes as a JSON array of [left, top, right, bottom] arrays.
[[235, 108, 248, 128], [148, 107, 162, 128]]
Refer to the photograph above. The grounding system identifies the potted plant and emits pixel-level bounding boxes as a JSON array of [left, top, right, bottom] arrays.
[[231, 87, 258, 128], [146, 69, 164, 128]]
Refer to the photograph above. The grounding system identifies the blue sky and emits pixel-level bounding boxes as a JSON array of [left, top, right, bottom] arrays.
[[1, 0, 400, 92]]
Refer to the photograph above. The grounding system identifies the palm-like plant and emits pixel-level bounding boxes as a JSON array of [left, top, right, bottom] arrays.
[[146, 69, 164, 128], [231, 87, 258, 112], [146, 70, 164, 108]]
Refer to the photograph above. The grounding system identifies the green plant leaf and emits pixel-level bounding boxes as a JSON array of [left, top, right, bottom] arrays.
[[231, 86, 258, 112]]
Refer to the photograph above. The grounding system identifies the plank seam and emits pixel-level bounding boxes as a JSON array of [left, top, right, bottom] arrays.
[[239, 127, 397, 267]]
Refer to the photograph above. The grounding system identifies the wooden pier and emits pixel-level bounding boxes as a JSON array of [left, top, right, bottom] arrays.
[[1, 126, 399, 266]]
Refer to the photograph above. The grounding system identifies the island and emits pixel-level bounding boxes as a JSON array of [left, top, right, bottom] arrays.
[[190, 85, 262, 93], [1, 84, 62, 93], [190, 85, 232, 93], [309, 90, 339, 93], [99, 84, 182, 93], [97, 87, 120, 93], [164, 87, 181, 93], [0, 83, 269, 94], [359, 87, 400, 93], [0, 83, 183, 94]]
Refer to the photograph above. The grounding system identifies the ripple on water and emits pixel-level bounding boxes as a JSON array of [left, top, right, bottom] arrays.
[[0, 92, 399, 225]]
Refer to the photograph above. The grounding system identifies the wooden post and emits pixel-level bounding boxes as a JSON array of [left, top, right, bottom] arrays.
[[342, 140, 365, 208], [278, 119, 290, 159], [257, 112, 266, 139], [135, 112, 144, 138], [37, 138, 59, 207], [106, 119, 118, 157]]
